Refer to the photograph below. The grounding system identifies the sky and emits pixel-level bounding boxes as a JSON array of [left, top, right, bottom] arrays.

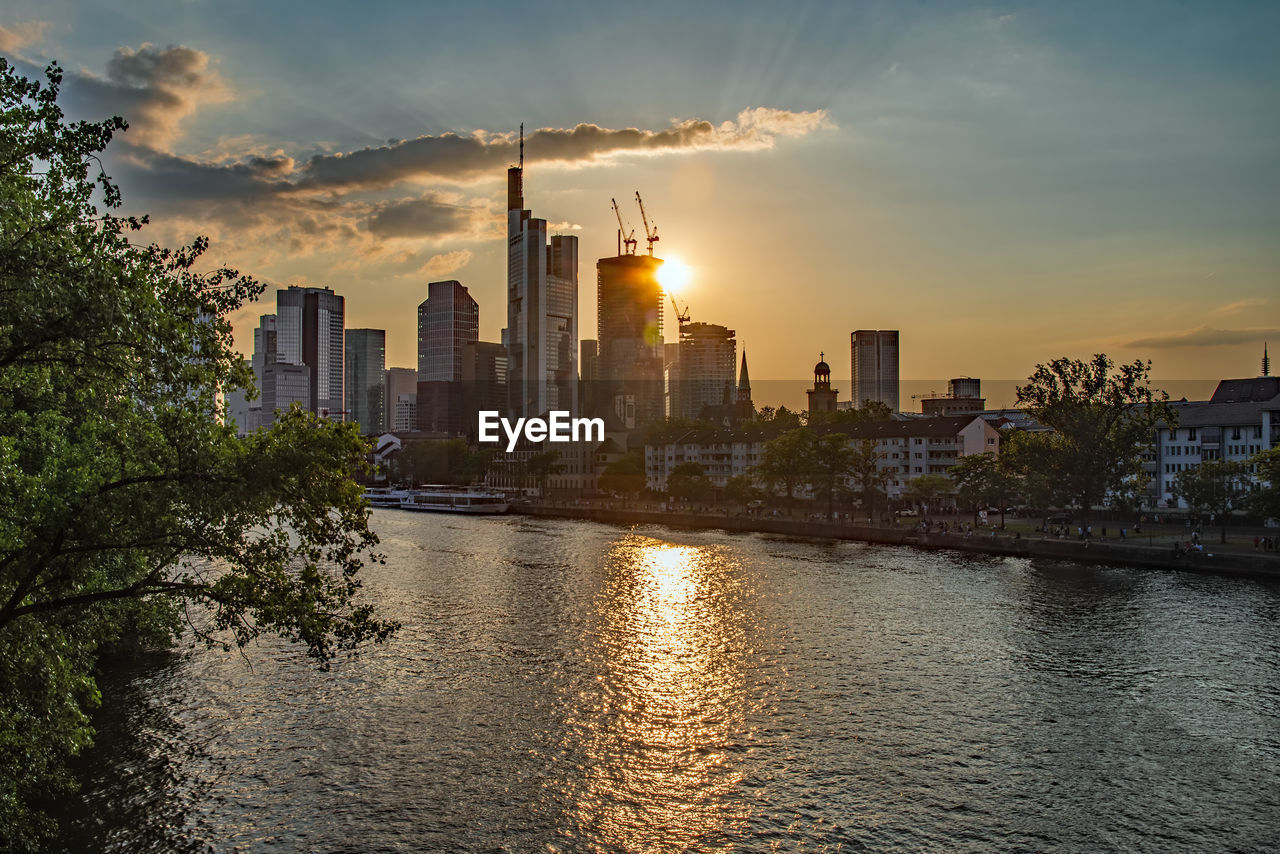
[[3, 1, 1278, 403]]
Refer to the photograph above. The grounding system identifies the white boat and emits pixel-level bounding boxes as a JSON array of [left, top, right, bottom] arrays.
[[362, 487, 413, 507], [399, 487, 509, 515]]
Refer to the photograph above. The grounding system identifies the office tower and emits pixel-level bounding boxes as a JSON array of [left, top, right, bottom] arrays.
[[416, 280, 480, 434], [417, 280, 479, 382], [250, 312, 309, 427], [384, 367, 417, 433], [277, 285, 345, 419], [807, 353, 838, 415], [670, 322, 736, 420], [596, 254, 665, 426], [345, 329, 386, 435], [850, 329, 900, 412], [579, 339, 600, 418], [504, 139, 578, 419], [460, 341, 508, 439]]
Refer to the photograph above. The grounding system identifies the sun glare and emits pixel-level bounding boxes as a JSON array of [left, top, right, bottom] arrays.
[[657, 256, 692, 294]]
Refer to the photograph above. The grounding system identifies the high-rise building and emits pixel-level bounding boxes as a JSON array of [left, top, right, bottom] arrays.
[[225, 359, 255, 436], [250, 312, 309, 427], [277, 286, 345, 419], [504, 142, 578, 419], [416, 280, 480, 435], [345, 329, 386, 435], [384, 367, 417, 433], [459, 340, 508, 439], [596, 254, 664, 426], [850, 329, 900, 412], [418, 280, 479, 382], [669, 322, 736, 420]]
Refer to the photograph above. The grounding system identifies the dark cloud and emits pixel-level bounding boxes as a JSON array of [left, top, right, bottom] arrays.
[[59, 44, 229, 150], [296, 109, 830, 191], [1127, 327, 1280, 348], [365, 196, 488, 240]]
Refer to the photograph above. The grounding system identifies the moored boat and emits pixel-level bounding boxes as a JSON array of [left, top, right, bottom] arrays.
[[398, 487, 509, 515], [362, 486, 413, 507]]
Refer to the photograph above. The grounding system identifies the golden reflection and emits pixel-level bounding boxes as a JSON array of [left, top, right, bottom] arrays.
[[569, 537, 752, 851]]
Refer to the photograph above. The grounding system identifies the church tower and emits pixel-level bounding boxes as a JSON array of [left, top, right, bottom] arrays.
[[807, 352, 838, 415]]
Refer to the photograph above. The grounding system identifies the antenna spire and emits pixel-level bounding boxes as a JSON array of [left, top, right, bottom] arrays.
[[1264, 342, 1271, 377], [519, 122, 524, 170]]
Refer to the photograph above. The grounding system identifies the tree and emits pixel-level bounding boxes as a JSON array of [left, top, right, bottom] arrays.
[[902, 474, 953, 515], [1174, 460, 1250, 543], [599, 449, 646, 497], [724, 474, 758, 506], [1247, 447, 1280, 521], [1015, 354, 1174, 527], [0, 61, 395, 847], [848, 438, 891, 521], [391, 438, 470, 484], [948, 453, 1020, 527], [667, 461, 711, 503], [754, 428, 812, 510], [806, 432, 856, 520], [524, 450, 565, 498]]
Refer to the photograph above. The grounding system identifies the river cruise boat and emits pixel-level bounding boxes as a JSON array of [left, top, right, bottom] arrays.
[[399, 487, 509, 515], [362, 487, 413, 507]]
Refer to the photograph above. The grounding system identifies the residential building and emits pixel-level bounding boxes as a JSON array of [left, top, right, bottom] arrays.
[[345, 329, 385, 435], [850, 329, 900, 412]]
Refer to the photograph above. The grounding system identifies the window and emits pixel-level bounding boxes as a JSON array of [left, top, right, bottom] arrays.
[[1232, 427, 1241, 440], [1188, 428, 1196, 440], [1256, 426, 1264, 439], [1169, 429, 1178, 441]]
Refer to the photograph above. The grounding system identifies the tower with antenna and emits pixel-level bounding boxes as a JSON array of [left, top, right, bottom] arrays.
[[1263, 343, 1271, 377]]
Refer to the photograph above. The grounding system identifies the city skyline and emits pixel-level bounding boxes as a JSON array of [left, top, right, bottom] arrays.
[[1, 2, 1276, 386]]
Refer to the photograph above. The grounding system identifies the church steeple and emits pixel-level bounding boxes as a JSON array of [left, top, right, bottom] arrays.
[[1264, 342, 1271, 377], [737, 350, 751, 396]]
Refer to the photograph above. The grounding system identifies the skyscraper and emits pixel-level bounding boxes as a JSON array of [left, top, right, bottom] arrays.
[[416, 280, 479, 434], [596, 253, 664, 426], [418, 280, 479, 382], [345, 328, 385, 435], [384, 367, 417, 433], [250, 312, 309, 427], [850, 329, 900, 412], [277, 285, 345, 419], [669, 322, 736, 420], [505, 138, 578, 419]]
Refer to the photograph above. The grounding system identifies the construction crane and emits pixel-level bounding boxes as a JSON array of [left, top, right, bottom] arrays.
[[611, 197, 637, 255], [635, 191, 658, 256], [669, 293, 690, 334]]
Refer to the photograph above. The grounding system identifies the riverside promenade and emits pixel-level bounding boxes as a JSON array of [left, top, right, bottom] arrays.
[[514, 504, 1280, 580]]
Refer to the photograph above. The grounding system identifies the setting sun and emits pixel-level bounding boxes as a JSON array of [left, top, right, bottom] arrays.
[[656, 256, 693, 294]]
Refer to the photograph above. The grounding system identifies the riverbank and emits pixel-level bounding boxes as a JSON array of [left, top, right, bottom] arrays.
[[513, 504, 1280, 579]]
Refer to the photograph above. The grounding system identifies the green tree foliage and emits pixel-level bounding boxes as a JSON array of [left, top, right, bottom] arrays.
[[724, 474, 758, 505], [754, 428, 812, 507], [807, 432, 856, 520], [390, 438, 489, 485], [847, 438, 891, 520], [1174, 459, 1251, 543], [0, 61, 395, 847], [1014, 354, 1173, 525], [599, 449, 646, 496], [667, 461, 711, 502], [524, 450, 565, 497], [1247, 447, 1280, 521], [902, 474, 953, 513]]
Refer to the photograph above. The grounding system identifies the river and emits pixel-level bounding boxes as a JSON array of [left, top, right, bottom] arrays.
[[61, 512, 1280, 851]]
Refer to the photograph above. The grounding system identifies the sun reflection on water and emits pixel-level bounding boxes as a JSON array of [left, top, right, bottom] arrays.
[[568, 537, 753, 852]]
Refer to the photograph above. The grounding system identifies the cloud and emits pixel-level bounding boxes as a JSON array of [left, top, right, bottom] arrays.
[[1210, 299, 1270, 317], [67, 44, 230, 150], [365, 194, 489, 240], [0, 20, 50, 53], [416, 250, 473, 277], [295, 107, 834, 192], [1127, 327, 1280, 348]]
